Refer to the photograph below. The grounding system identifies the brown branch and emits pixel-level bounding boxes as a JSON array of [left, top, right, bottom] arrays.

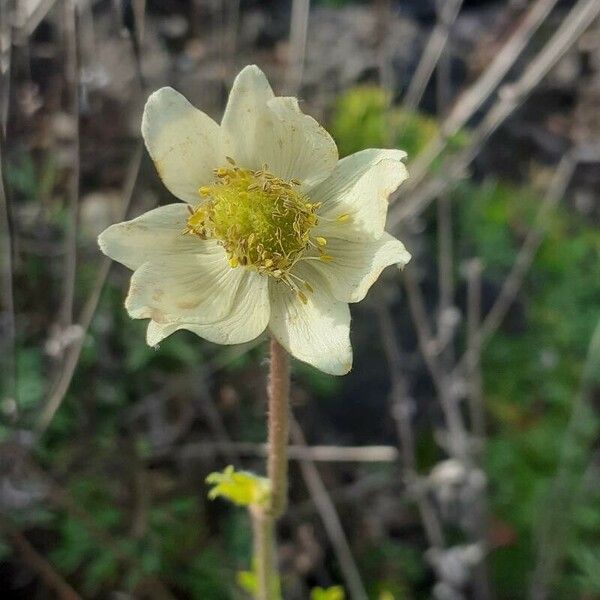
[[25, 458, 177, 600], [435, 20, 457, 366], [402, 0, 464, 112], [291, 418, 369, 600], [286, 0, 311, 95], [0, 140, 16, 406], [0, 517, 82, 600], [455, 151, 577, 379], [15, 0, 60, 38], [402, 267, 468, 459], [36, 143, 143, 435], [400, 0, 560, 195], [0, 0, 11, 136], [465, 259, 484, 441], [58, 0, 80, 330], [464, 259, 491, 600], [529, 319, 600, 599], [188, 369, 241, 465], [376, 304, 445, 549], [176, 441, 399, 463], [389, 0, 599, 225], [480, 154, 576, 344]]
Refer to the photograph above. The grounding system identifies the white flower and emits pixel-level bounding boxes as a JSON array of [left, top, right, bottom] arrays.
[[98, 65, 410, 375]]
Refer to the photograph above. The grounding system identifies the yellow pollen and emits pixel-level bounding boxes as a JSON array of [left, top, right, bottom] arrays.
[[186, 163, 320, 280]]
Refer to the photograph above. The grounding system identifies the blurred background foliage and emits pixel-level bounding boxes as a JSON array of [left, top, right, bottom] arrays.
[[1, 1, 599, 599], [334, 84, 600, 597]]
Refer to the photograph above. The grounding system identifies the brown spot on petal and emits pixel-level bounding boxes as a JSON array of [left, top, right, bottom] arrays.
[[153, 159, 164, 179], [177, 299, 200, 310], [150, 309, 167, 323]]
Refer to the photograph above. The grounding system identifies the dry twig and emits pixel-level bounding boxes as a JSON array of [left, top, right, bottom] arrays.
[[389, 0, 599, 225], [400, 0, 560, 195], [465, 259, 484, 440], [177, 441, 398, 463], [402, 267, 468, 459], [376, 304, 445, 549], [529, 319, 600, 599], [455, 151, 577, 379], [0, 516, 82, 600], [291, 418, 369, 600], [0, 143, 16, 405], [286, 0, 311, 95], [402, 0, 464, 112], [36, 143, 143, 435], [25, 458, 177, 600], [58, 0, 80, 330]]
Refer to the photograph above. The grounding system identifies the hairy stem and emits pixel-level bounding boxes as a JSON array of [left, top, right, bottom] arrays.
[[253, 337, 290, 600], [267, 336, 290, 518]]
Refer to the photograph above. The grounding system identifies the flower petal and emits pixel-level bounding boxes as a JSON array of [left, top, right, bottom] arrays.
[[221, 66, 338, 188], [268, 265, 352, 375], [254, 97, 338, 188], [145, 270, 270, 346], [306, 233, 411, 303], [221, 65, 275, 169], [125, 249, 249, 324], [142, 87, 223, 203], [98, 204, 205, 270], [312, 149, 408, 241]]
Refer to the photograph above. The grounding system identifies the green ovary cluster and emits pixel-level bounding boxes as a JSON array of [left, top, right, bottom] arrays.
[[186, 163, 320, 279]]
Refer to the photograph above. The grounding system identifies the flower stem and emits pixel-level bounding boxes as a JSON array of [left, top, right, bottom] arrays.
[[252, 337, 290, 600], [267, 336, 290, 519], [250, 506, 277, 600]]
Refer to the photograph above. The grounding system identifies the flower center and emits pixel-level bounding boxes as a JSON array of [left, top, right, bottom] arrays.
[[185, 160, 329, 291]]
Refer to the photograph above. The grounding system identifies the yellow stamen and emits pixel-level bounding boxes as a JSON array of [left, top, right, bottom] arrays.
[[187, 164, 321, 284]]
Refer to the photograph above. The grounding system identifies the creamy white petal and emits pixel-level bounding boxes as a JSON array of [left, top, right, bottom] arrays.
[[98, 204, 208, 270], [125, 250, 251, 324], [306, 233, 411, 303], [312, 149, 408, 241], [268, 265, 351, 375], [145, 271, 270, 346], [221, 65, 275, 169], [142, 87, 224, 204], [147, 320, 172, 346], [253, 97, 338, 188], [222, 67, 338, 188]]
